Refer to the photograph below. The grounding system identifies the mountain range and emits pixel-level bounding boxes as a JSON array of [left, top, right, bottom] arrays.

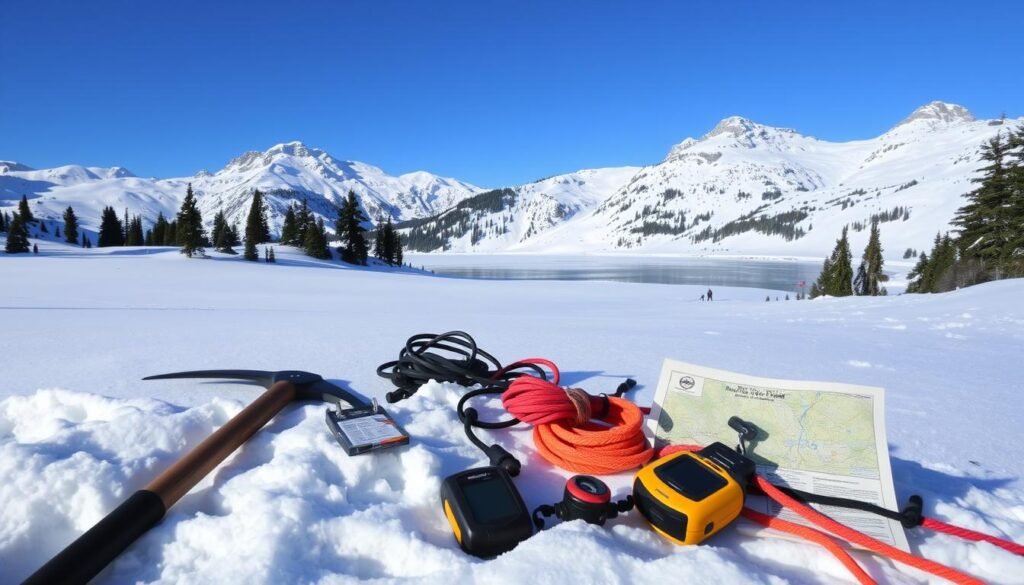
[[2, 101, 1020, 259]]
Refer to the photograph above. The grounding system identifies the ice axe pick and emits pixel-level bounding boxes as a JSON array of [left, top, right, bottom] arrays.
[[23, 369, 387, 585]]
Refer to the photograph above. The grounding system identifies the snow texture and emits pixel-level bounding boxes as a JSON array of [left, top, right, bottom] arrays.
[[1, 244, 1022, 583]]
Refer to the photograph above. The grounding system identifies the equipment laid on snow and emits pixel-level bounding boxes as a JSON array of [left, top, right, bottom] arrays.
[[532, 475, 634, 529], [22, 369, 401, 585], [440, 466, 533, 558], [633, 441, 754, 545], [325, 398, 410, 455]]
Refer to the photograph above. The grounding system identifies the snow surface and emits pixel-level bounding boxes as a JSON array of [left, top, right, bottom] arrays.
[[1, 242, 1023, 584]]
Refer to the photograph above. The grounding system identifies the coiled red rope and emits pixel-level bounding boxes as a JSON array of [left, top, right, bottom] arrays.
[[498, 360, 653, 474]]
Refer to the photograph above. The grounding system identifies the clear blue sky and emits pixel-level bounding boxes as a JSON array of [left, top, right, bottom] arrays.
[[1, 1, 1021, 187]]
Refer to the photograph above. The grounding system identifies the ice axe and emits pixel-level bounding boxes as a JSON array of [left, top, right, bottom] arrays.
[[23, 369, 406, 585]]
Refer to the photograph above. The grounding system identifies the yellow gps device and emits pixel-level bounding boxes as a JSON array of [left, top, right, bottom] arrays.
[[632, 442, 754, 545]]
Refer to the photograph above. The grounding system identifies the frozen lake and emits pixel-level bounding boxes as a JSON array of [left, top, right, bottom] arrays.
[[408, 254, 823, 293]]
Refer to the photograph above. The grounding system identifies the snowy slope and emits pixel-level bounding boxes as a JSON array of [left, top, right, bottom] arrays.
[[405, 102, 1022, 259], [402, 166, 640, 253], [0, 244, 1022, 584], [0, 142, 482, 240]]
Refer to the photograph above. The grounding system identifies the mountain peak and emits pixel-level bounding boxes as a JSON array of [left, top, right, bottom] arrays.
[[0, 160, 34, 173], [265, 140, 324, 158], [894, 101, 975, 129], [704, 116, 759, 139]]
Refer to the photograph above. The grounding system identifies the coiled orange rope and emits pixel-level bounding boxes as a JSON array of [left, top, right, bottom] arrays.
[[500, 369, 653, 474]]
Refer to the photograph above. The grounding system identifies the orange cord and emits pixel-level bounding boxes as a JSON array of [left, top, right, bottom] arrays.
[[755, 476, 985, 585], [500, 371, 653, 474], [741, 508, 876, 585]]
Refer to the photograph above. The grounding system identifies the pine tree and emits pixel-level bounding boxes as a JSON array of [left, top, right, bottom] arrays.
[[811, 226, 853, 297], [18, 194, 33, 223], [0, 210, 6, 232], [5, 213, 30, 253], [394, 229, 403, 266], [857, 221, 886, 295], [336, 191, 368, 265], [98, 206, 125, 247], [373, 219, 385, 261], [295, 199, 311, 244], [39, 221, 48, 234], [125, 215, 143, 246], [1003, 127, 1024, 276], [145, 229, 153, 246], [152, 212, 167, 246], [953, 132, 1015, 277], [245, 189, 271, 246], [176, 183, 206, 257], [280, 205, 298, 245], [122, 208, 130, 244], [908, 234, 940, 293], [304, 216, 330, 259], [55, 226, 60, 238], [268, 246, 276, 263], [211, 210, 227, 250], [164, 220, 177, 246], [80, 233, 87, 248]]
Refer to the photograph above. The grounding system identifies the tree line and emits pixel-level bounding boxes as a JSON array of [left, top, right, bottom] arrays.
[[810, 221, 887, 298], [907, 128, 1024, 292], [4, 186, 404, 267]]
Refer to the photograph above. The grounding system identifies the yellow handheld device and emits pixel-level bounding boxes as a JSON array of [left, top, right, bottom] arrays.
[[632, 442, 754, 545]]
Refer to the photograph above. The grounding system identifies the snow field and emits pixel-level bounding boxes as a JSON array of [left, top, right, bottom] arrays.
[[1, 245, 1023, 583]]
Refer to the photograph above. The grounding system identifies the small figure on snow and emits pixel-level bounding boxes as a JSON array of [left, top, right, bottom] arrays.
[[700, 293, 705, 302], [706, 288, 713, 302], [32, 243, 38, 254]]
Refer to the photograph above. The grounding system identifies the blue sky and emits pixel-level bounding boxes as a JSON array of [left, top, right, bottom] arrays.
[[1, 1, 1021, 187]]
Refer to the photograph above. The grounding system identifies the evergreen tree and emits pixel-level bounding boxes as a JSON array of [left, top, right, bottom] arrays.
[[152, 212, 167, 246], [1003, 127, 1024, 276], [245, 189, 271, 246], [62, 206, 79, 244], [336, 191, 369, 265], [304, 216, 330, 259], [268, 247, 276, 263], [33, 243, 38, 254], [280, 205, 298, 245], [123, 208, 130, 244], [394, 229, 403, 266], [295, 199, 311, 244], [55, 226, 60, 238], [18, 194, 33, 223], [264, 247, 270, 262], [125, 215, 143, 246], [953, 132, 1015, 277], [98, 206, 125, 247], [39, 221, 48, 234], [373, 219, 386, 261], [211, 210, 227, 250], [4, 213, 30, 253], [215, 212, 237, 254], [0, 210, 6, 232], [811, 226, 853, 297], [857, 221, 886, 295], [164, 220, 177, 246], [176, 183, 206, 257], [145, 229, 153, 246]]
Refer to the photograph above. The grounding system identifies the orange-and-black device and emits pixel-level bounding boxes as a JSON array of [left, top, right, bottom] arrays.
[[632, 442, 754, 545]]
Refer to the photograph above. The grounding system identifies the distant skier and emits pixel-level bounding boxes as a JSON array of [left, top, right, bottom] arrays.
[[700, 293, 705, 302], [707, 288, 713, 302]]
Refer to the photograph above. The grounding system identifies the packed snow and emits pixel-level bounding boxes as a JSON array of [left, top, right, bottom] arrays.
[[1, 243, 1023, 584]]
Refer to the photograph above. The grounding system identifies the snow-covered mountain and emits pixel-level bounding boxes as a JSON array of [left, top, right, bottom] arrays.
[[404, 102, 1022, 258], [0, 142, 482, 239], [3, 102, 1020, 258]]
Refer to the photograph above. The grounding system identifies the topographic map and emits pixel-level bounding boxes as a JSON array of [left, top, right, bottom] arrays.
[[647, 359, 909, 550]]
